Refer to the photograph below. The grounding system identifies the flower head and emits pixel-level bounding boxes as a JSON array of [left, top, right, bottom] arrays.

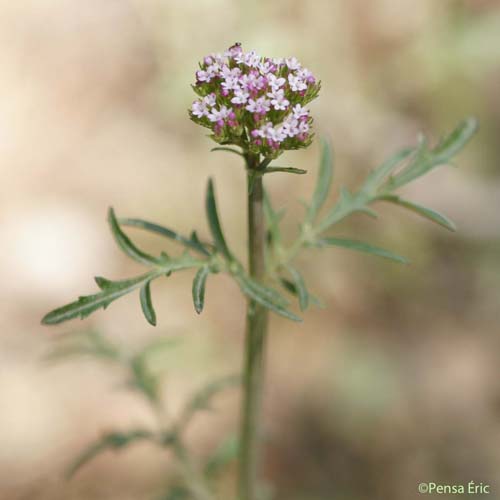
[[189, 43, 321, 158]]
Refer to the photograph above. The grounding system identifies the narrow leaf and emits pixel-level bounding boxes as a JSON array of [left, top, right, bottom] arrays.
[[210, 147, 244, 157], [42, 273, 156, 325], [264, 167, 307, 175], [67, 430, 154, 478], [317, 237, 409, 264], [306, 138, 333, 222], [378, 195, 456, 231], [433, 117, 478, 161], [140, 281, 156, 326], [237, 275, 302, 322], [285, 266, 309, 311], [108, 208, 160, 265], [206, 178, 233, 260], [118, 218, 210, 256], [279, 278, 324, 308], [192, 266, 210, 314]]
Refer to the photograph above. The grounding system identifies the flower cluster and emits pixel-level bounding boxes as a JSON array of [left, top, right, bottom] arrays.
[[189, 43, 320, 158]]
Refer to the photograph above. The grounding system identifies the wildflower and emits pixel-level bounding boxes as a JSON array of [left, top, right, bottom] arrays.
[[189, 43, 321, 158]]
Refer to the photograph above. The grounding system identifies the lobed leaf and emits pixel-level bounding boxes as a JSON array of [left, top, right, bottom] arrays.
[[317, 237, 409, 264]]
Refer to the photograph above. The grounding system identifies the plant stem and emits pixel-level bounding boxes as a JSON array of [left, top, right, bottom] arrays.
[[238, 154, 269, 500]]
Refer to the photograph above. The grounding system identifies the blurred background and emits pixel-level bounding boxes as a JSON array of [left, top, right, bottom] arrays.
[[0, 0, 499, 499]]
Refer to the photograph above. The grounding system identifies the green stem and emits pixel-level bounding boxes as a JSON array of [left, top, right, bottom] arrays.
[[238, 154, 269, 500]]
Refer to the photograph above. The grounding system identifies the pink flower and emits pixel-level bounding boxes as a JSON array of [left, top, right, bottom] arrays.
[[245, 97, 271, 114], [267, 89, 290, 111]]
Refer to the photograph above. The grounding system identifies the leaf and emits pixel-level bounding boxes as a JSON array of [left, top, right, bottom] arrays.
[[192, 266, 210, 314], [361, 147, 415, 195], [204, 434, 239, 477], [177, 375, 241, 433], [264, 167, 307, 175], [378, 195, 456, 232], [317, 237, 409, 264], [210, 146, 244, 157], [108, 208, 161, 266], [42, 273, 156, 325], [278, 278, 324, 308], [44, 330, 121, 364], [306, 138, 333, 222], [385, 118, 478, 190], [67, 429, 155, 478], [118, 218, 210, 256], [263, 188, 283, 247], [130, 355, 159, 403], [206, 178, 233, 261], [140, 281, 157, 326], [42, 255, 203, 326], [237, 275, 302, 322], [285, 266, 309, 311]]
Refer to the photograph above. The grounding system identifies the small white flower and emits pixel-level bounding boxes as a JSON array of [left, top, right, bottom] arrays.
[[244, 50, 261, 67], [203, 93, 217, 107], [258, 60, 274, 74], [208, 105, 231, 123], [288, 73, 307, 92], [245, 96, 271, 114], [221, 76, 241, 92], [281, 118, 300, 137], [196, 70, 211, 83], [266, 125, 287, 143], [221, 65, 241, 79], [267, 89, 290, 110], [191, 100, 208, 118], [298, 120, 310, 134], [231, 88, 250, 105], [285, 57, 301, 71], [292, 104, 309, 120], [267, 74, 286, 91]]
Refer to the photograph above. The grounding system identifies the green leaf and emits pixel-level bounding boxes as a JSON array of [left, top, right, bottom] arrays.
[[67, 429, 155, 478], [264, 167, 307, 175], [108, 208, 161, 266], [278, 278, 324, 308], [130, 355, 159, 403], [140, 281, 156, 326], [385, 118, 478, 190], [42, 254, 204, 326], [204, 434, 239, 477], [206, 178, 233, 261], [361, 147, 415, 195], [118, 218, 210, 256], [210, 146, 244, 157], [192, 266, 210, 314], [42, 273, 156, 325], [306, 138, 333, 222], [285, 266, 309, 311], [378, 195, 456, 232], [44, 330, 121, 364], [177, 375, 241, 433], [237, 275, 302, 322], [263, 188, 284, 247], [317, 237, 409, 264]]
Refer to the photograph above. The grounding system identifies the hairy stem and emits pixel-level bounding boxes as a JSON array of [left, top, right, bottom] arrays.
[[238, 154, 269, 500]]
